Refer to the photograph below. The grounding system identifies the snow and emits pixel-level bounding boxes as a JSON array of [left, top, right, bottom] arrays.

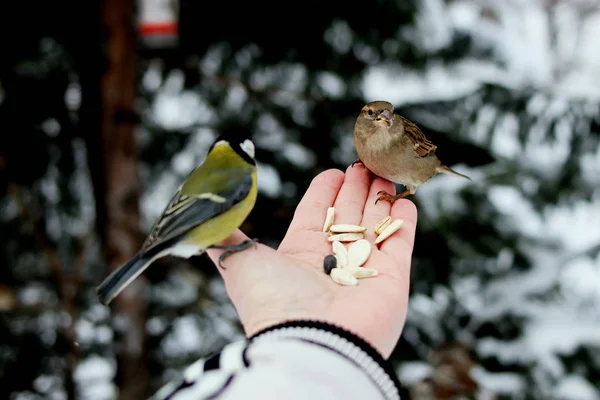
[[544, 201, 600, 253], [490, 113, 520, 158], [471, 366, 525, 395], [556, 11, 600, 99], [561, 255, 600, 306], [397, 361, 432, 384], [153, 271, 199, 307], [282, 142, 316, 169], [200, 44, 228, 76], [147, 316, 169, 336], [41, 118, 60, 137], [76, 306, 114, 346], [413, 166, 477, 223], [256, 161, 282, 198], [316, 72, 345, 98], [64, 82, 81, 110], [162, 315, 205, 358], [140, 171, 181, 227], [95, 326, 113, 344], [522, 127, 572, 178], [404, 0, 453, 52], [290, 100, 312, 127], [171, 149, 198, 175], [18, 283, 57, 307], [69, 138, 96, 235], [331, 123, 359, 165], [87, 304, 111, 322], [487, 185, 544, 236], [580, 146, 600, 188], [151, 90, 213, 130], [40, 164, 60, 204], [75, 318, 95, 344], [234, 43, 261, 70], [406, 290, 452, 343], [324, 20, 353, 55], [281, 64, 308, 94], [74, 356, 117, 400], [392, 3, 600, 389], [255, 113, 286, 150], [485, 187, 600, 252], [478, 311, 600, 362], [148, 69, 215, 130], [352, 43, 380, 65], [142, 60, 163, 92], [362, 63, 482, 106], [362, 0, 600, 105], [249, 64, 308, 94], [156, 278, 242, 363], [224, 85, 248, 110], [556, 375, 600, 400]]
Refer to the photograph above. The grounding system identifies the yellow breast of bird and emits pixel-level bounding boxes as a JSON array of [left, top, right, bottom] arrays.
[[186, 170, 258, 248]]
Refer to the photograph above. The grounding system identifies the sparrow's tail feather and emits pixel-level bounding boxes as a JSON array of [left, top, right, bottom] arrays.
[[96, 251, 164, 306], [436, 165, 472, 181]]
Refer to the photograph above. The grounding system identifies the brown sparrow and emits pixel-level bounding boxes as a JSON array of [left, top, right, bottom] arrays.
[[353, 101, 471, 204]]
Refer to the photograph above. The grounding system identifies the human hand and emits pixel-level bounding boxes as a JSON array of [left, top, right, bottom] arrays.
[[207, 166, 417, 358]]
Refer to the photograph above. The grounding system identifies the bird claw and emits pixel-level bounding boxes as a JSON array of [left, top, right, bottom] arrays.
[[375, 190, 410, 205], [212, 238, 259, 269], [351, 159, 365, 168]]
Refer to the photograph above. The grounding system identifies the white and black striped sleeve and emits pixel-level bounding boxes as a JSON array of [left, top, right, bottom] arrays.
[[149, 321, 403, 400]]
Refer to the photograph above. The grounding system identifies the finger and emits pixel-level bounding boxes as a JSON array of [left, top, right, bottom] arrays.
[[332, 165, 372, 226], [286, 169, 345, 233], [378, 199, 418, 267], [360, 177, 395, 242]]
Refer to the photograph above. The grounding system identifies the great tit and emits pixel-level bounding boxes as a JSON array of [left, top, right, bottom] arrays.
[[96, 132, 259, 305]]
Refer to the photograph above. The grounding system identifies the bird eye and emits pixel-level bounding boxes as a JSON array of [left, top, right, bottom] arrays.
[[367, 109, 374, 116]]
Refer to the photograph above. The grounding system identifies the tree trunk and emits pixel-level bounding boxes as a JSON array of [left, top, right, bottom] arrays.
[[99, 0, 149, 398]]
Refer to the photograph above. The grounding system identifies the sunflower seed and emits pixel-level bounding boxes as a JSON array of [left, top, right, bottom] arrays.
[[322, 207, 335, 232], [329, 224, 367, 233], [374, 216, 392, 235], [327, 233, 364, 242], [374, 219, 404, 244], [332, 240, 349, 268], [323, 255, 337, 275], [349, 267, 378, 279], [347, 239, 372, 269], [330, 268, 358, 286]]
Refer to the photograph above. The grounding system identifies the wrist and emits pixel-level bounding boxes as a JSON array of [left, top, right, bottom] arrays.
[[249, 320, 402, 400]]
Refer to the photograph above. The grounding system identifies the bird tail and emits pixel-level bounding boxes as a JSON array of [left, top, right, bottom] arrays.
[[96, 252, 161, 306], [436, 165, 472, 181]]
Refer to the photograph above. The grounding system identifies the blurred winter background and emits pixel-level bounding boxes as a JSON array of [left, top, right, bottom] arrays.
[[1, 0, 599, 399]]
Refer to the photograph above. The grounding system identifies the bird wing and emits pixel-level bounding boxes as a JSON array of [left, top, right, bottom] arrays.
[[140, 163, 253, 254], [398, 115, 438, 157]]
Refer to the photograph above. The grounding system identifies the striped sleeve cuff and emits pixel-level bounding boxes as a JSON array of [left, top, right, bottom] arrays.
[[149, 320, 403, 400], [250, 320, 402, 400]]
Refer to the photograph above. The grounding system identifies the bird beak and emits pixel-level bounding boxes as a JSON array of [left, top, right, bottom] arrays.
[[376, 110, 393, 126]]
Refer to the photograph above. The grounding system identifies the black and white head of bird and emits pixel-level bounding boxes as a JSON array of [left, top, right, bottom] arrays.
[[209, 131, 256, 164]]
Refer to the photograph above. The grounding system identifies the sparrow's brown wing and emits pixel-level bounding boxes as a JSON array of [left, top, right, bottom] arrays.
[[398, 115, 438, 157]]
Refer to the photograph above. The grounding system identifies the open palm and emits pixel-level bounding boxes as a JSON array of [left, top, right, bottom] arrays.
[[208, 166, 417, 358]]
